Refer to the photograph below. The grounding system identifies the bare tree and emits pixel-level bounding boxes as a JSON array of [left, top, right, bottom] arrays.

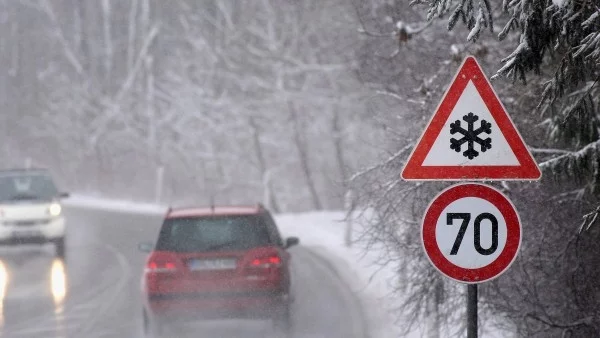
[[1, 0, 382, 210]]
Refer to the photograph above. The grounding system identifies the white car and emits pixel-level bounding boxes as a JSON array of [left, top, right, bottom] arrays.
[[0, 169, 69, 257]]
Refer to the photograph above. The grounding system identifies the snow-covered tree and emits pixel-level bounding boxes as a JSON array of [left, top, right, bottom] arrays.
[[353, 0, 600, 336], [159, 0, 374, 210], [414, 0, 600, 190], [0, 0, 387, 210]]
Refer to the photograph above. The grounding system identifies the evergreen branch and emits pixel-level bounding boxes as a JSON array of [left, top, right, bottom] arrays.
[[539, 140, 600, 169], [539, 139, 600, 187], [561, 76, 600, 123], [530, 147, 571, 155]]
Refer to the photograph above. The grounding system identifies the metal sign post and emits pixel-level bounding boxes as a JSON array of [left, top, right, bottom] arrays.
[[467, 284, 478, 338]]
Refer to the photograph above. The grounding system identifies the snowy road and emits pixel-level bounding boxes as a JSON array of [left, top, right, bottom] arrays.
[[0, 205, 368, 338]]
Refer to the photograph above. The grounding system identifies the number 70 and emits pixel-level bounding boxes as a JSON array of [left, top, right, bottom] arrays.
[[446, 213, 498, 256]]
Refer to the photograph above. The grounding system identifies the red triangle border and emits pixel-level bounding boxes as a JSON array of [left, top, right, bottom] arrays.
[[401, 56, 541, 181]]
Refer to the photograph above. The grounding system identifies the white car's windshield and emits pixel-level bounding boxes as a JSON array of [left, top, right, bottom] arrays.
[[0, 173, 59, 202]]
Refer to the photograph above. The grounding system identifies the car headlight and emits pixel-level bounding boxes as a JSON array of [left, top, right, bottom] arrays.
[[48, 203, 62, 217]]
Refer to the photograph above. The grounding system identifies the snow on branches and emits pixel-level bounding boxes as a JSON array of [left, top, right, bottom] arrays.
[[410, 0, 494, 41], [411, 0, 600, 195]]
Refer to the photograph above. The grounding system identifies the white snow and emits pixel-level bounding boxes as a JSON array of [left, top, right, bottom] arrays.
[[64, 195, 515, 337], [62, 194, 167, 215], [276, 211, 410, 338]]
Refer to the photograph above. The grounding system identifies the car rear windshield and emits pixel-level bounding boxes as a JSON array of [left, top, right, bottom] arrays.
[[155, 215, 273, 252], [0, 173, 59, 202]]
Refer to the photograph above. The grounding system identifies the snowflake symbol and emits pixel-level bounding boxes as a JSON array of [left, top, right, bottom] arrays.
[[450, 112, 492, 160]]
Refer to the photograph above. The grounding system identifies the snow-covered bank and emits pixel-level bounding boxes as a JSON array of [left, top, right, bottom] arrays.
[[63, 194, 167, 215], [276, 211, 411, 338]]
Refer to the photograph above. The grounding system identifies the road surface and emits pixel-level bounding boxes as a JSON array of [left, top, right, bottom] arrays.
[[0, 205, 368, 338]]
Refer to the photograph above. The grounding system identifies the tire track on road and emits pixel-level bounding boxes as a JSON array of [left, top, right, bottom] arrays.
[[68, 241, 132, 337]]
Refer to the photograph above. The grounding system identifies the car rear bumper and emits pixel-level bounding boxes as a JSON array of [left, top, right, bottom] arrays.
[[146, 290, 289, 321], [0, 217, 65, 244]]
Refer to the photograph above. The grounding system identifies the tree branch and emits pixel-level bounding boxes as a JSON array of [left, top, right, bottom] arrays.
[[39, 0, 84, 75], [350, 142, 413, 182]]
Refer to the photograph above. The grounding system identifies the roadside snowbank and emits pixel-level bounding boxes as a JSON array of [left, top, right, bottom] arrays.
[[276, 211, 413, 338], [63, 194, 167, 215]]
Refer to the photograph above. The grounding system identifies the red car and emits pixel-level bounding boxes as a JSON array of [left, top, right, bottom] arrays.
[[139, 204, 299, 337]]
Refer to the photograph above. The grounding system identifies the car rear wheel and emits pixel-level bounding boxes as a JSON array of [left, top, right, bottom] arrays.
[[272, 303, 293, 337], [55, 237, 66, 259], [143, 309, 163, 338]]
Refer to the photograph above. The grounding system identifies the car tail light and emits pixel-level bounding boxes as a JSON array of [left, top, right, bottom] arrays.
[[146, 261, 176, 272], [249, 255, 282, 268], [145, 252, 178, 273]]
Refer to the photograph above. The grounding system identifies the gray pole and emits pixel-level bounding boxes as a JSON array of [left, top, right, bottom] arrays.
[[467, 284, 478, 338]]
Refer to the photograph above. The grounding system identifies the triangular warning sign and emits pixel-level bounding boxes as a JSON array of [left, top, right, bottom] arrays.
[[402, 56, 541, 181]]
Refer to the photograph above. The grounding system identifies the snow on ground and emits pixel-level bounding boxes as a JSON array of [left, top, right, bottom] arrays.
[[64, 195, 513, 338], [276, 211, 409, 338], [62, 194, 167, 215]]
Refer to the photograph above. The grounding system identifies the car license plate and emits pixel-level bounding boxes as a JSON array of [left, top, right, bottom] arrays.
[[12, 230, 41, 238], [188, 258, 237, 271]]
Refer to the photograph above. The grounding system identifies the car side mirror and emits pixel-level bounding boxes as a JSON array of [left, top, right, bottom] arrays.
[[59, 192, 70, 198], [285, 237, 300, 249], [138, 242, 154, 253]]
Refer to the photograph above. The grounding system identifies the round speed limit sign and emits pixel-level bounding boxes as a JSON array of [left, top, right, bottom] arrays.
[[422, 183, 521, 283]]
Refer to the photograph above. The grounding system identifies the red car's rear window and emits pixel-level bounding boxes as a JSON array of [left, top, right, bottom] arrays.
[[155, 215, 273, 253]]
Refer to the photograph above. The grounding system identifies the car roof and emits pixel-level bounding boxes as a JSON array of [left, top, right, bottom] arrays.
[[166, 205, 265, 219]]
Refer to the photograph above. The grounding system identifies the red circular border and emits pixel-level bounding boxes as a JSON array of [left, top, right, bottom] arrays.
[[421, 183, 521, 283]]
